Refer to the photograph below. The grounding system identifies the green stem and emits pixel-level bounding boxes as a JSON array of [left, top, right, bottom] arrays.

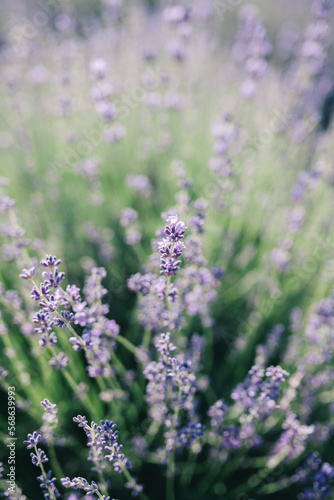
[[98, 470, 108, 496], [258, 478, 290, 496], [179, 450, 198, 488], [142, 326, 152, 350], [166, 387, 182, 500], [0, 326, 42, 415], [54, 310, 85, 348], [109, 350, 142, 400], [166, 274, 171, 300], [227, 448, 291, 499], [203, 326, 215, 374], [144, 420, 160, 445], [89, 427, 108, 496], [120, 464, 149, 500], [61, 368, 100, 421], [114, 334, 139, 356], [195, 462, 222, 497], [34, 444, 58, 500]]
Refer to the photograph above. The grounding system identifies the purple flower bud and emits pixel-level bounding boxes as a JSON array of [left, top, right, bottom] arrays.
[[19, 267, 36, 280], [24, 431, 42, 449]]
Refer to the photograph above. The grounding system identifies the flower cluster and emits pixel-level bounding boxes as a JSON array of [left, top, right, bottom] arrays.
[[158, 215, 186, 276], [231, 365, 289, 419], [128, 208, 222, 331], [120, 208, 142, 245], [144, 332, 204, 458], [206, 365, 289, 456], [23, 256, 121, 378], [269, 412, 315, 465], [61, 476, 103, 495], [84, 222, 115, 263], [271, 160, 325, 274], [0, 185, 30, 262], [61, 415, 142, 497], [126, 174, 152, 197], [24, 431, 60, 499], [24, 401, 143, 499], [232, 5, 272, 98], [40, 399, 58, 445], [293, 452, 334, 499]]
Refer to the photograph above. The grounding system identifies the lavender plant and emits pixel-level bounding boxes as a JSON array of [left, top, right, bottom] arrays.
[[1, 0, 334, 499]]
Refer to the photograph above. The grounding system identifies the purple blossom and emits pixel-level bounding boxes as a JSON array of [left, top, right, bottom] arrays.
[[231, 365, 289, 419], [156, 332, 176, 356], [163, 6, 188, 24], [61, 476, 99, 493], [90, 81, 112, 101], [96, 100, 116, 121], [40, 255, 62, 268], [49, 352, 69, 370], [74, 157, 101, 180], [89, 58, 107, 80], [290, 307, 303, 332], [159, 215, 187, 276], [232, 5, 271, 91], [145, 331, 203, 456], [120, 208, 138, 227], [67, 414, 141, 495], [271, 413, 315, 462], [19, 267, 36, 280], [255, 325, 285, 365], [0, 196, 15, 214], [128, 273, 156, 295], [125, 227, 142, 246], [126, 174, 152, 196], [208, 399, 228, 429], [42, 267, 65, 287], [176, 422, 205, 448], [294, 452, 334, 499], [104, 123, 126, 143], [24, 431, 42, 449], [25, 429, 60, 498], [54, 310, 74, 328], [271, 247, 291, 273], [164, 215, 187, 242]]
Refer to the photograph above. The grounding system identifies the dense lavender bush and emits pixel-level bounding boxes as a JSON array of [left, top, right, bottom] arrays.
[[0, 0, 334, 499]]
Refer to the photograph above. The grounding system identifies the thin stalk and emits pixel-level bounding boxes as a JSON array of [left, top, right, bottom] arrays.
[[166, 387, 182, 500], [33, 444, 58, 500], [96, 490, 105, 500], [48, 442, 64, 481], [114, 334, 140, 356], [142, 326, 152, 350], [120, 463, 150, 500], [109, 350, 142, 400], [61, 368, 100, 421]]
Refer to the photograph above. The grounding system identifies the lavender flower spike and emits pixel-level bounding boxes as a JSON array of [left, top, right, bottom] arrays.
[[24, 431, 42, 449], [24, 430, 60, 499], [40, 255, 62, 268], [159, 215, 187, 276]]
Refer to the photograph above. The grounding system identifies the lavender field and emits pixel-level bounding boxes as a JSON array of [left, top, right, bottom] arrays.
[[1, 0, 334, 499]]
